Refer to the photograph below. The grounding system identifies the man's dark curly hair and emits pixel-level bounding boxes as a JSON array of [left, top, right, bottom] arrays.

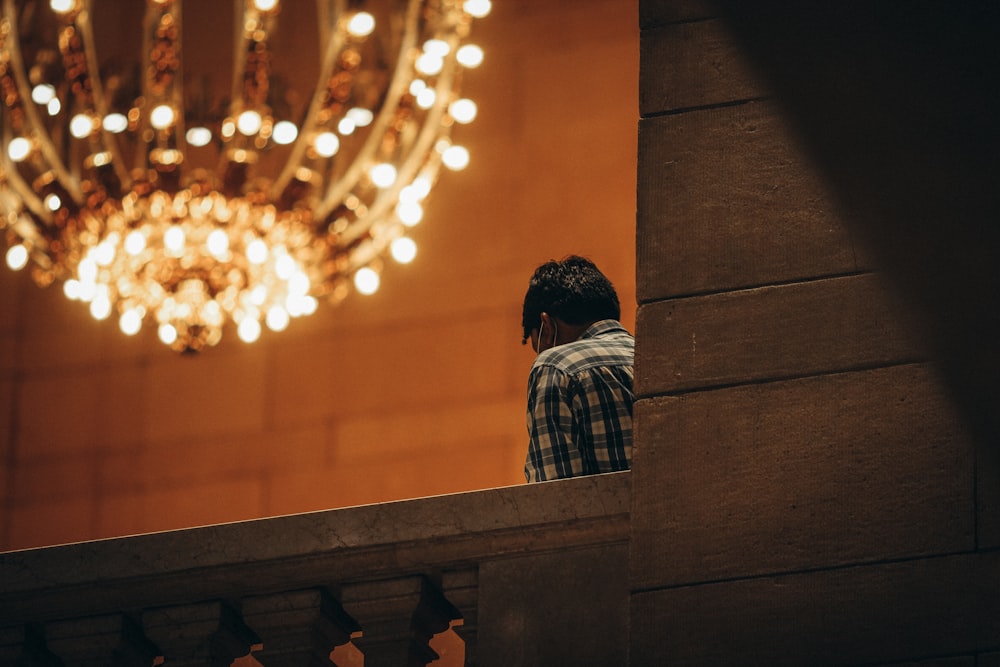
[[521, 256, 621, 343]]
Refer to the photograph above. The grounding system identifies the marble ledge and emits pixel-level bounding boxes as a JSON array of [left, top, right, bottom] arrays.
[[0, 471, 630, 624]]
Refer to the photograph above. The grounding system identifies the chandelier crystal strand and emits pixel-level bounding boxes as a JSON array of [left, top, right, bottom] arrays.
[[0, 0, 490, 351]]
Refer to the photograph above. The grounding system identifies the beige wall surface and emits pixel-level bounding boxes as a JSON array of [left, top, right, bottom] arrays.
[[0, 0, 638, 551]]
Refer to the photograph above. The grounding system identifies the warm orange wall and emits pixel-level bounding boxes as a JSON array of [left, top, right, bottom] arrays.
[[0, 0, 638, 551]]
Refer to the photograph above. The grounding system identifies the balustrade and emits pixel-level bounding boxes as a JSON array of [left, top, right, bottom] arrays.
[[0, 472, 629, 667]]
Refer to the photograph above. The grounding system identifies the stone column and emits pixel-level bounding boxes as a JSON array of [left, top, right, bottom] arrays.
[[442, 568, 478, 667], [142, 601, 257, 667], [44, 614, 159, 667], [340, 575, 459, 667], [242, 588, 359, 667]]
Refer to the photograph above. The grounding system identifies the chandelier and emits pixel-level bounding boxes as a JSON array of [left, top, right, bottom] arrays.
[[0, 0, 489, 351]]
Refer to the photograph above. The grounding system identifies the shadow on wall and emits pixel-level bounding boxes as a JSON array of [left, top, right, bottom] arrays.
[[715, 0, 1000, 452]]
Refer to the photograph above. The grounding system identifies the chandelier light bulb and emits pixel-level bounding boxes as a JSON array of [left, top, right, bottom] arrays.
[[272, 120, 298, 144], [354, 267, 380, 295], [120, 308, 143, 335], [423, 39, 450, 57], [416, 88, 436, 109], [346, 108, 374, 126], [44, 194, 61, 211], [237, 316, 262, 343], [390, 237, 417, 264], [158, 323, 178, 346], [442, 144, 470, 170], [314, 131, 340, 157], [457, 44, 484, 68], [415, 52, 444, 76], [396, 200, 423, 226], [206, 229, 229, 257], [347, 12, 376, 37], [463, 0, 492, 18], [49, 0, 75, 13], [186, 126, 212, 146], [149, 104, 176, 130], [246, 239, 269, 264], [103, 113, 129, 133], [236, 110, 263, 136], [69, 113, 94, 138], [370, 163, 397, 188], [164, 226, 186, 255], [31, 84, 56, 105], [47, 98, 61, 116], [7, 137, 31, 162], [5, 244, 28, 271], [124, 230, 147, 256], [266, 306, 290, 331], [90, 294, 113, 320], [449, 98, 477, 124], [253, 0, 278, 12]]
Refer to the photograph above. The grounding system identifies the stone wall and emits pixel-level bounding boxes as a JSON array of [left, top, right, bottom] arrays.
[[632, 1, 1000, 664]]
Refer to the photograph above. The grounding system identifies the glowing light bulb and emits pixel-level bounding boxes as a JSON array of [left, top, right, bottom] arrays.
[[103, 113, 128, 133], [347, 108, 374, 127], [120, 309, 143, 336], [463, 0, 492, 18], [7, 137, 31, 162], [186, 126, 212, 146], [44, 194, 62, 211], [238, 317, 262, 343], [423, 39, 450, 57], [5, 244, 28, 270], [415, 53, 444, 76], [69, 114, 94, 138], [247, 239, 269, 264], [207, 229, 229, 257], [449, 98, 477, 124], [354, 267, 380, 295], [442, 145, 470, 170], [90, 294, 112, 320], [253, 0, 278, 11], [237, 110, 263, 135], [347, 12, 375, 37], [150, 104, 175, 130], [314, 132, 340, 157], [125, 230, 146, 255], [396, 201, 423, 227], [457, 44, 484, 68], [49, 0, 75, 14], [391, 237, 417, 264], [416, 88, 436, 109], [272, 120, 298, 144], [266, 306, 290, 331], [158, 323, 178, 346], [370, 163, 397, 188], [47, 98, 61, 116], [164, 225, 186, 255], [31, 84, 55, 105]]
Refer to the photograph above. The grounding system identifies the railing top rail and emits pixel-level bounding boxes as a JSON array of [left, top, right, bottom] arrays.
[[0, 472, 630, 624]]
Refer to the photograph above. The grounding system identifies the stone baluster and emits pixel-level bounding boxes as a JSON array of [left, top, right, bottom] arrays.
[[441, 569, 478, 667], [340, 575, 460, 667], [142, 601, 257, 667], [241, 588, 360, 667], [44, 614, 159, 667], [0, 625, 62, 666]]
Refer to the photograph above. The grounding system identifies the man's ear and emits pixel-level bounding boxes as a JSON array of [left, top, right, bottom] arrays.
[[539, 312, 553, 329]]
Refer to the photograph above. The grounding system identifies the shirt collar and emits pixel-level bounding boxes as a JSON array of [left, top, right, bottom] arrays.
[[580, 319, 629, 339]]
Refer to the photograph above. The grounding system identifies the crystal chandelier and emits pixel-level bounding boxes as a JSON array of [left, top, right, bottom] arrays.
[[0, 0, 489, 351]]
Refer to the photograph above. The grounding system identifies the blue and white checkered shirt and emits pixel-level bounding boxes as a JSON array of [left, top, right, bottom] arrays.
[[525, 319, 635, 482]]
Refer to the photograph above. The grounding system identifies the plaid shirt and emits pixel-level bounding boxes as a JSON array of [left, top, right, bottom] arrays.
[[525, 320, 635, 482]]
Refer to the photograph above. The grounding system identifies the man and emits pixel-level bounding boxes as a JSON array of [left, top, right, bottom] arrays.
[[521, 256, 635, 482]]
